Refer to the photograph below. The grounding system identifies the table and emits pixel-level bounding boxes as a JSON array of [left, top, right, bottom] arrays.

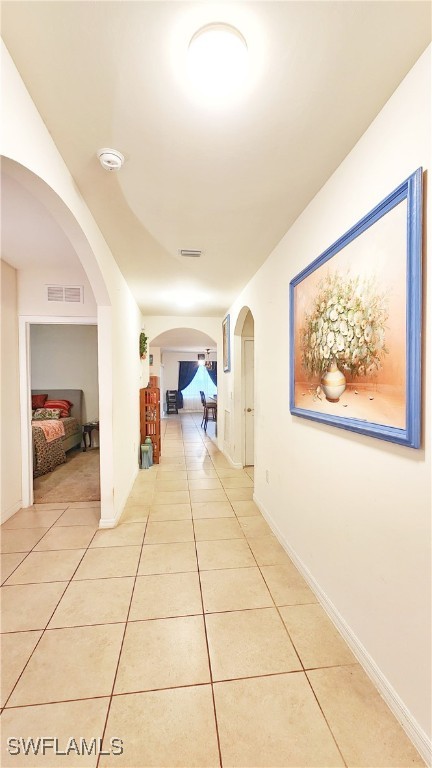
[[82, 421, 99, 451]]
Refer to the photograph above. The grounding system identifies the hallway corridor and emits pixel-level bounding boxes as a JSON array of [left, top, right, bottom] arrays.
[[0, 415, 424, 767]]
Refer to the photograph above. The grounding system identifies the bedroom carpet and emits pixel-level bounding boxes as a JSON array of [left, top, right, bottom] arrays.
[[33, 448, 100, 503]]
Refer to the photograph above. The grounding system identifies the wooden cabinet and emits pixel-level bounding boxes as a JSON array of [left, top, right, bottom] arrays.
[[140, 387, 161, 464]]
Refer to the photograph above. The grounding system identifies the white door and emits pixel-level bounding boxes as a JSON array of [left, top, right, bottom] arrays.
[[244, 338, 254, 466]]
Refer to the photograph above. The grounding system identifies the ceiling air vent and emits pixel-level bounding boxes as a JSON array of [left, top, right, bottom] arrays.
[[47, 285, 84, 303], [179, 249, 202, 258]]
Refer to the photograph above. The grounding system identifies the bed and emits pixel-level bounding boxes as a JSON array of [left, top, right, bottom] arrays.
[[31, 389, 83, 478]]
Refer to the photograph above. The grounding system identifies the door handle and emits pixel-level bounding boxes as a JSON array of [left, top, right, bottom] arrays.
[[246, 408, 253, 412]]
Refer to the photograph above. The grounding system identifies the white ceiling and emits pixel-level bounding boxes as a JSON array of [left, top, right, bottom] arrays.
[[1, 1, 430, 316]]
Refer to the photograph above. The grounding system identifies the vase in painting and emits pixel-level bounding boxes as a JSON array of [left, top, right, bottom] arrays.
[[321, 360, 346, 403]]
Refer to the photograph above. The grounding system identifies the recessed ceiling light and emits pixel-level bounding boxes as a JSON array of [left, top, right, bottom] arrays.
[[187, 23, 249, 105], [161, 287, 208, 309], [97, 148, 124, 171]]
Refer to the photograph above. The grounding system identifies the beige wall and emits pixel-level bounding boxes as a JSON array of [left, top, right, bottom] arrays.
[[30, 324, 98, 424], [18, 266, 97, 317], [1, 260, 22, 521], [242, 310, 254, 336], [225, 47, 431, 752]]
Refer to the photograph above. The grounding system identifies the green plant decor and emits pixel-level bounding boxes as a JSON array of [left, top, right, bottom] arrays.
[[140, 331, 148, 359]]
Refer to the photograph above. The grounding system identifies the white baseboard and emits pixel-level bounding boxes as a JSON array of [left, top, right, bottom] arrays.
[[254, 493, 431, 767], [222, 447, 243, 469], [99, 510, 122, 529], [228, 458, 243, 469], [1, 499, 22, 524], [99, 463, 139, 529]]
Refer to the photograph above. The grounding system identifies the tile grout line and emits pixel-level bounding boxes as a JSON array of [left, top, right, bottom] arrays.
[[187, 423, 224, 768], [243, 526, 349, 768], [95, 512, 149, 768], [2, 536, 147, 573], [2, 668, 360, 712], [2, 524, 100, 709], [1, 507, 67, 584], [210, 437, 350, 766], [303, 669, 348, 767], [239, 532, 308, 675], [188, 454, 349, 767], [0, 601, 328, 636]]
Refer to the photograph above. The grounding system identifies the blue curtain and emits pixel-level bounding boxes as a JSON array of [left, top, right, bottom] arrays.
[[177, 361, 198, 408], [207, 362, 217, 387]]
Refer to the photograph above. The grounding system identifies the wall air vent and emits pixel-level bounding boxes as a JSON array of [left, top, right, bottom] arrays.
[[179, 249, 202, 258], [47, 285, 84, 303]]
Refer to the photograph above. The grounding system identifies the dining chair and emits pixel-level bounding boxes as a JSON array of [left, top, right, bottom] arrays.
[[200, 391, 217, 430]]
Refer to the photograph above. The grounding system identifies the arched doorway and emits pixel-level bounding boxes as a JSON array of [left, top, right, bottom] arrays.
[[148, 327, 218, 436], [144, 318, 222, 444], [1, 158, 113, 520]]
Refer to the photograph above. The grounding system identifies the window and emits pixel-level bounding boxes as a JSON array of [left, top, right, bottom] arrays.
[[181, 366, 217, 410]]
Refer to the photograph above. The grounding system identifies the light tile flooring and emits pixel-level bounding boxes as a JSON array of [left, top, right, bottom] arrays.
[[0, 414, 424, 767]]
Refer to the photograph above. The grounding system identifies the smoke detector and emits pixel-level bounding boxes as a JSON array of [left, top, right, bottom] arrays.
[[97, 148, 124, 171]]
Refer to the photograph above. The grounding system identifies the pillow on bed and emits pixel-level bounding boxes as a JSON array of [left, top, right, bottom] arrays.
[[32, 394, 48, 408], [44, 399, 73, 417], [32, 408, 62, 420]]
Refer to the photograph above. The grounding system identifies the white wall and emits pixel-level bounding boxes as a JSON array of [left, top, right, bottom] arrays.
[[1, 260, 22, 522], [30, 324, 98, 423], [1, 41, 142, 526], [19, 266, 97, 317], [225, 48, 431, 756]]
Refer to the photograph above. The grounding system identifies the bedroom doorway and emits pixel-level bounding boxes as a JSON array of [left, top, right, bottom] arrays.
[[29, 321, 100, 504]]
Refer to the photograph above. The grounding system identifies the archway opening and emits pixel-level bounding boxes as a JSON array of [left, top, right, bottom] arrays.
[[149, 326, 218, 438], [1, 158, 112, 520]]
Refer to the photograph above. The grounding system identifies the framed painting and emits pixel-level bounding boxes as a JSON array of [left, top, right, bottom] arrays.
[[149, 354, 154, 366], [223, 314, 231, 372], [289, 168, 422, 448]]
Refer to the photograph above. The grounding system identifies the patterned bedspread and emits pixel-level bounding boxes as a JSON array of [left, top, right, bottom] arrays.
[[62, 417, 80, 440], [32, 417, 80, 478], [31, 419, 65, 443]]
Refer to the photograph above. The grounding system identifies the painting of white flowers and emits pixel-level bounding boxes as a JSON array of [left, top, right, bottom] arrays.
[[290, 169, 423, 448]]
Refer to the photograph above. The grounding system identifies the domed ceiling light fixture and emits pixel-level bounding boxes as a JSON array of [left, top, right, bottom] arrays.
[[198, 349, 213, 369], [97, 148, 124, 171], [187, 23, 249, 105]]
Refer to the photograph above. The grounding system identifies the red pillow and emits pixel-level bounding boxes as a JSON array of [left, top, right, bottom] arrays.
[[44, 399, 73, 417], [32, 394, 48, 408]]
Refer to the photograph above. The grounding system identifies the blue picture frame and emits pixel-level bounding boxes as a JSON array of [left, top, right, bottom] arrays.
[[223, 314, 231, 372], [289, 168, 422, 448]]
